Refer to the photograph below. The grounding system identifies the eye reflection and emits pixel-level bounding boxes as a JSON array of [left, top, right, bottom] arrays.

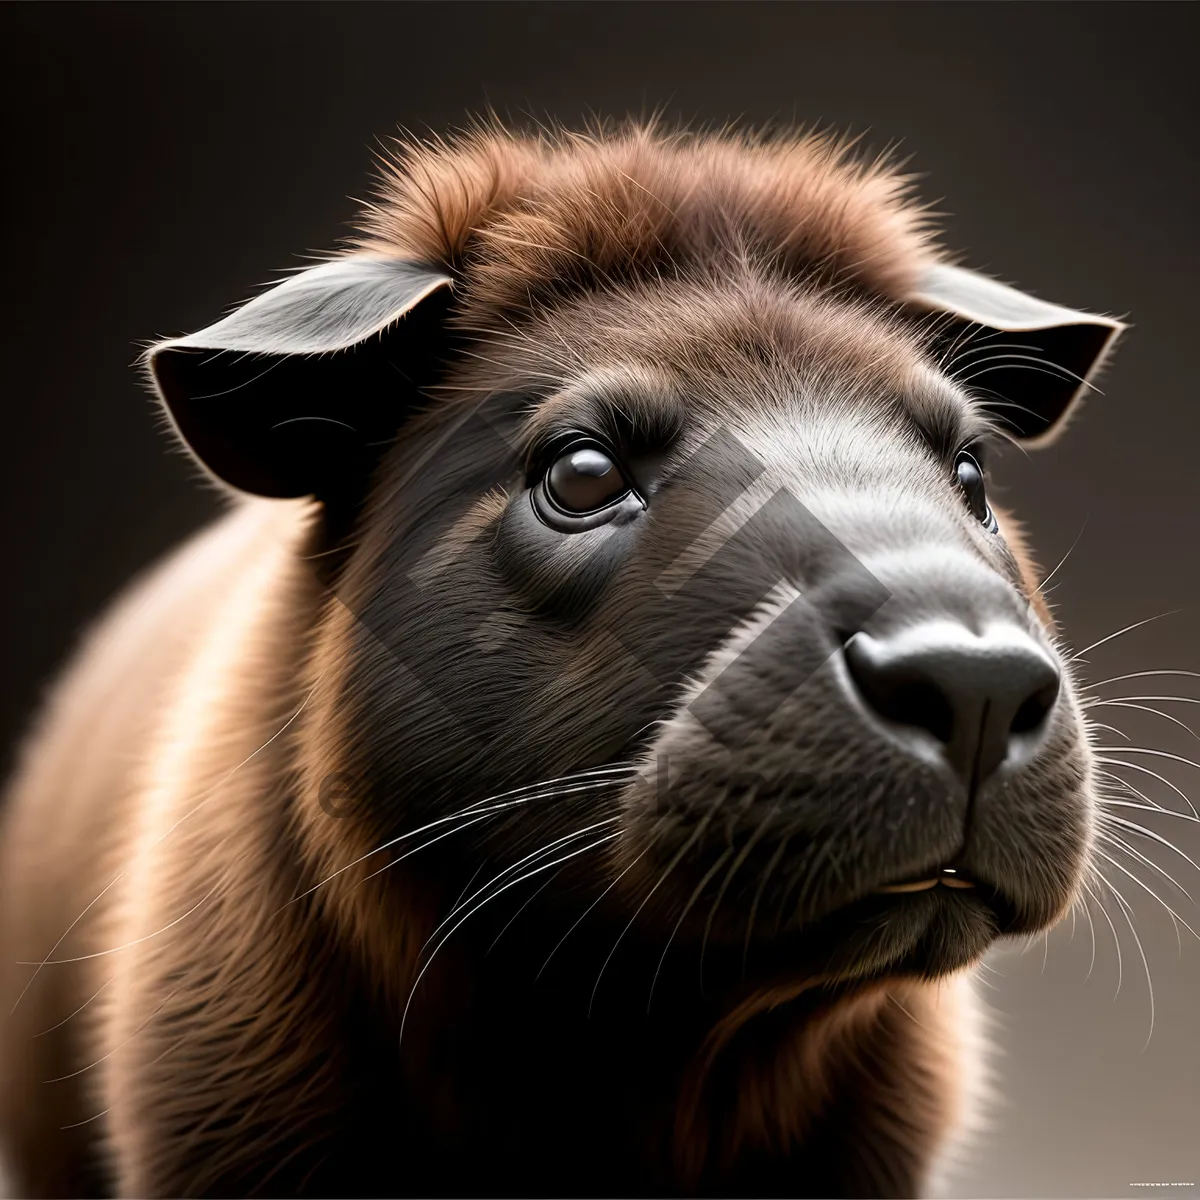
[[954, 450, 996, 531]]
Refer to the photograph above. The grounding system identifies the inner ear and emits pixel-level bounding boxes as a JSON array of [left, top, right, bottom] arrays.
[[910, 262, 1125, 445], [933, 318, 1118, 443], [148, 257, 454, 501], [154, 303, 452, 502]]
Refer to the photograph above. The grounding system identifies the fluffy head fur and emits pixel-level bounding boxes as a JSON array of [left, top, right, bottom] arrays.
[[355, 122, 939, 320]]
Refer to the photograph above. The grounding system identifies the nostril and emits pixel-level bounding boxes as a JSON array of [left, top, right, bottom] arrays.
[[893, 680, 955, 745], [847, 662, 956, 746], [845, 633, 956, 746], [1010, 674, 1061, 736]]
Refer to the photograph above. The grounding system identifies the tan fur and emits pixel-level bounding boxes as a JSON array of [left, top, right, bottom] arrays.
[[355, 123, 938, 322]]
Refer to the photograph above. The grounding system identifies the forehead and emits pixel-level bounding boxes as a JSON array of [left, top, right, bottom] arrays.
[[448, 271, 986, 459]]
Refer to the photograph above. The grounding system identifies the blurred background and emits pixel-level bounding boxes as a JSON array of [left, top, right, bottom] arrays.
[[1, 3, 1197, 1195]]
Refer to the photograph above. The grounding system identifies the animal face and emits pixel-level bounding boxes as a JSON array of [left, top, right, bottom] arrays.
[[148, 125, 1121, 998]]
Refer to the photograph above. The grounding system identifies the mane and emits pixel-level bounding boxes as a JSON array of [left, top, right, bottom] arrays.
[[352, 119, 942, 321]]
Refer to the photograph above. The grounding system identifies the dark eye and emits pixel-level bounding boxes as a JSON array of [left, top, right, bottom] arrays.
[[531, 437, 642, 532], [954, 450, 997, 532], [547, 444, 630, 513]]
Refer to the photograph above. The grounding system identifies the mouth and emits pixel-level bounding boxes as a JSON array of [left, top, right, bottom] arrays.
[[864, 864, 1023, 943], [874, 866, 980, 894]]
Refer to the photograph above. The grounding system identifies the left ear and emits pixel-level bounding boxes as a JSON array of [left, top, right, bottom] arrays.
[[911, 262, 1126, 445], [147, 256, 454, 499]]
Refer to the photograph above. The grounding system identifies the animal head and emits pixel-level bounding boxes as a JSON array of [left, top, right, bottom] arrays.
[[148, 123, 1122, 998]]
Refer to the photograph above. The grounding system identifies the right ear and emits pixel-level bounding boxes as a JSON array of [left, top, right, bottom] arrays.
[[909, 263, 1125, 446], [147, 256, 454, 499]]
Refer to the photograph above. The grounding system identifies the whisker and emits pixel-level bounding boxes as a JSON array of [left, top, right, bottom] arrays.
[[21, 886, 221, 966], [415, 814, 625, 975], [33, 978, 111, 1039], [59, 1108, 111, 1131], [1099, 811, 1200, 884], [536, 836, 660, 981], [1082, 876, 1124, 997], [358, 809, 514, 885], [451, 862, 487, 913], [285, 766, 635, 907], [589, 808, 719, 1017], [1091, 701, 1200, 742], [399, 830, 620, 1051], [486, 869, 562, 955], [943, 338, 1058, 374], [1036, 517, 1089, 593], [743, 831, 794, 975], [1099, 798, 1200, 826], [1095, 836, 1198, 929], [647, 848, 734, 1014], [1079, 891, 1099, 980], [1094, 870, 1156, 1047], [700, 801, 777, 994], [43, 986, 182, 1083], [1070, 611, 1181, 663], [1088, 669, 1200, 690], [1094, 745, 1200, 774], [1095, 758, 1198, 819], [1088, 720, 1130, 741], [1096, 770, 1174, 816]]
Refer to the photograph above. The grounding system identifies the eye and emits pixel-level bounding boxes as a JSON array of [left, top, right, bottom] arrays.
[[547, 444, 630, 513], [954, 450, 998, 532], [531, 437, 642, 532]]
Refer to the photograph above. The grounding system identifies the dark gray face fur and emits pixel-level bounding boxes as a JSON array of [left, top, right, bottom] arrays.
[[330, 274, 1095, 990]]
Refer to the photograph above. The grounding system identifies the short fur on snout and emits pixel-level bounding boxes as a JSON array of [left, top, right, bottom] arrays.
[[0, 121, 1123, 1198]]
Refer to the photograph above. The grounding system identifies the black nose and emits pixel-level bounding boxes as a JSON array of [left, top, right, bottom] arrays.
[[843, 624, 1061, 785]]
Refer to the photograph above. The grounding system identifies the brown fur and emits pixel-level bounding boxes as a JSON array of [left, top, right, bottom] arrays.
[[355, 123, 938, 319], [1, 121, 1098, 1198]]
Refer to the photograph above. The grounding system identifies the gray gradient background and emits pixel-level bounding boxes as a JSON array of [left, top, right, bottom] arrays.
[[1, 3, 1197, 1196]]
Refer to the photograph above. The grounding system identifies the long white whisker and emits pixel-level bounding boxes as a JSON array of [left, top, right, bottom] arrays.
[[417, 816, 624, 968], [1098, 814, 1200, 891], [1099, 798, 1200, 826], [1095, 835, 1198, 933], [1096, 770, 1173, 816], [1088, 669, 1200, 690], [1083, 876, 1124, 997], [647, 848, 734, 1014], [1070, 611, 1180, 663], [536, 838, 659, 981], [19, 888, 223, 969], [1089, 701, 1200, 741], [1088, 720, 1131, 741], [589, 810, 717, 1017], [285, 768, 634, 906], [486, 870, 562, 955], [1037, 517, 1089, 593], [399, 831, 620, 1051], [1095, 745, 1200, 774], [358, 810, 512, 885], [1095, 869, 1155, 1047], [1080, 892, 1098, 980], [1096, 758, 1198, 819]]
